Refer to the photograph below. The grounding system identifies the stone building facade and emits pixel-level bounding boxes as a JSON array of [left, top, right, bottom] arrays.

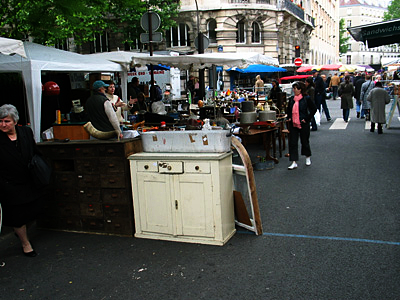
[[339, 0, 399, 68]]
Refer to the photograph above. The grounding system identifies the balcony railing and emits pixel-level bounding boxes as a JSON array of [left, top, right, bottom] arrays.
[[282, 0, 304, 20]]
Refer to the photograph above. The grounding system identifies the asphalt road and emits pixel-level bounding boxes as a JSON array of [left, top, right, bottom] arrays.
[[1, 99, 400, 300]]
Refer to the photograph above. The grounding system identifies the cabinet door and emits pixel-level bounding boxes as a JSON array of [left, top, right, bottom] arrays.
[[136, 173, 174, 235], [174, 174, 215, 238]]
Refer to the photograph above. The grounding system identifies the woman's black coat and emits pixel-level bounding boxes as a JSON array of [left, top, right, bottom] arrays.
[[287, 94, 317, 123], [0, 126, 42, 205]]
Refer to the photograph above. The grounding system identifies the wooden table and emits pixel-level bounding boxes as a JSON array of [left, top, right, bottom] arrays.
[[237, 127, 279, 164]]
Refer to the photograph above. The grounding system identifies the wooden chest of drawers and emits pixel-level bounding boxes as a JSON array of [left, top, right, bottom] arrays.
[[37, 138, 143, 236]]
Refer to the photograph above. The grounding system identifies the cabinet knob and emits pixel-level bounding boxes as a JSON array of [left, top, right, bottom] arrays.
[[167, 166, 172, 170], [144, 165, 149, 170], [195, 166, 200, 171]]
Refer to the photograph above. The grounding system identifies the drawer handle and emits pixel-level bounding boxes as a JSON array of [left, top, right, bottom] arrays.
[[80, 190, 85, 194], [113, 208, 120, 212], [144, 165, 149, 170], [167, 166, 172, 170], [109, 179, 116, 183], [112, 194, 118, 198], [63, 192, 70, 196], [78, 175, 83, 179], [107, 149, 114, 154], [61, 178, 68, 182], [108, 164, 115, 168], [195, 166, 200, 171]]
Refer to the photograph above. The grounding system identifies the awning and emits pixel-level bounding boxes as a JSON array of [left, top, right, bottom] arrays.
[[348, 19, 400, 48], [227, 64, 286, 73], [320, 64, 342, 71], [279, 75, 310, 83], [296, 65, 313, 73]]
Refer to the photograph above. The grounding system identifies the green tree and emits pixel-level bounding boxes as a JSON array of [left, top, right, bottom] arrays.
[[384, 0, 400, 20], [0, 0, 180, 46], [339, 18, 350, 54]]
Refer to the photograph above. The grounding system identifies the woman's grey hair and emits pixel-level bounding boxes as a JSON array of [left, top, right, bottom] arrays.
[[0, 104, 19, 123]]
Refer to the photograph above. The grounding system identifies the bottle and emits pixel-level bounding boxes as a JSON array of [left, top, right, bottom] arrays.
[[160, 121, 166, 129]]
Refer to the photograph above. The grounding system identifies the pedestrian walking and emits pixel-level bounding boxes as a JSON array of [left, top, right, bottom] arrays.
[[287, 81, 317, 170], [0, 104, 45, 257], [305, 77, 318, 131], [338, 75, 355, 122], [360, 75, 375, 120], [354, 73, 366, 118], [329, 73, 340, 100], [367, 81, 391, 134]]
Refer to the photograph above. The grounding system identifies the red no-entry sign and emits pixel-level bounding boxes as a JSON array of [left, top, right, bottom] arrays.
[[294, 58, 303, 66]]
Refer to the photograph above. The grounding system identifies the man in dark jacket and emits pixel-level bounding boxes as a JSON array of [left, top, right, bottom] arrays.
[[85, 80, 123, 139], [313, 70, 331, 121]]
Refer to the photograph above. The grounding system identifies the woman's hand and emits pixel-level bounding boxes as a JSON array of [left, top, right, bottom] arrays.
[[115, 99, 126, 108]]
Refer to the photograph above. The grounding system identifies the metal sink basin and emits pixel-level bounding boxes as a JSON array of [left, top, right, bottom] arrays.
[[141, 130, 231, 153]]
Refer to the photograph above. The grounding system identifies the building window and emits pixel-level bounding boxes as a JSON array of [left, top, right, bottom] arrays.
[[236, 20, 245, 44], [251, 22, 261, 43], [371, 55, 374, 64], [346, 55, 351, 64], [347, 8, 352, 15], [348, 44, 351, 51], [166, 23, 190, 47], [208, 19, 217, 44], [346, 20, 352, 28], [90, 33, 109, 53]]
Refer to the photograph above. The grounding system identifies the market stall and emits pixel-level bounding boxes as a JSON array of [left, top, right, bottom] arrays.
[[0, 39, 125, 141]]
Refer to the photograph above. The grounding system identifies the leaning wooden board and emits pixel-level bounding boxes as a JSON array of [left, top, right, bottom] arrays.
[[231, 136, 263, 235]]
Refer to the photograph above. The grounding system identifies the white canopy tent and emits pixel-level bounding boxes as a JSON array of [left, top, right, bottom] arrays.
[[0, 37, 27, 58], [0, 40, 124, 141]]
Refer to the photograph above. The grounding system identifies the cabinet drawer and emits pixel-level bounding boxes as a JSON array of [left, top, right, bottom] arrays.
[[81, 218, 104, 231], [100, 174, 126, 188], [75, 146, 99, 157], [103, 204, 130, 218], [136, 161, 159, 172], [78, 188, 101, 202], [75, 159, 99, 173], [77, 174, 100, 187], [158, 161, 184, 174], [99, 145, 124, 157], [59, 217, 81, 230], [102, 189, 129, 204], [80, 202, 103, 218], [48, 147, 74, 158], [99, 158, 125, 173], [55, 173, 77, 187], [104, 219, 133, 235], [55, 188, 78, 202], [57, 202, 80, 216], [184, 161, 211, 174]]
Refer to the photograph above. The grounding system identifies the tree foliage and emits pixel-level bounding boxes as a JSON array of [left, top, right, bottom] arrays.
[[384, 0, 400, 21], [0, 0, 180, 46], [339, 18, 350, 54]]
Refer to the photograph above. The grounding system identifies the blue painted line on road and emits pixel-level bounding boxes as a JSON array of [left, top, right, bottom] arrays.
[[237, 231, 400, 246]]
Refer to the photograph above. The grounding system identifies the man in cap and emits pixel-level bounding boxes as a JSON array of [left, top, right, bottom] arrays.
[[86, 80, 128, 139]]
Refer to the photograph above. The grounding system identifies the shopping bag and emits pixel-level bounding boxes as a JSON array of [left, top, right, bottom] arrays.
[[314, 110, 321, 126]]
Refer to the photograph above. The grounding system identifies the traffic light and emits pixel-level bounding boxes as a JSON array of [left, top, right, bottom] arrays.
[[295, 45, 300, 58]]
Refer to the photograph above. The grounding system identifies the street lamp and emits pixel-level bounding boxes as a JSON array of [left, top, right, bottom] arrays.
[[194, 0, 205, 101]]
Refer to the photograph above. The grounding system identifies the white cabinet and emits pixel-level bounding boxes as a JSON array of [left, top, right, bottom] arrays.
[[129, 152, 236, 246]]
